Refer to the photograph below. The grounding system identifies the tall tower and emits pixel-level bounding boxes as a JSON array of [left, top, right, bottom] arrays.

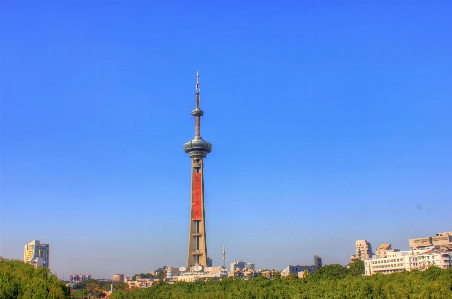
[[183, 70, 212, 268]]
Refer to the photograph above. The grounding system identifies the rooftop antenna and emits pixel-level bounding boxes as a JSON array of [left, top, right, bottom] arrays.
[[222, 245, 226, 268], [195, 69, 201, 138]]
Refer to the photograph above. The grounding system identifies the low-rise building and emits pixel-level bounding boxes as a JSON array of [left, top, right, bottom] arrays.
[[150, 265, 173, 276], [126, 278, 153, 289], [229, 260, 255, 276], [112, 274, 125, 282], [70, 274, 91, 283], [375, 244, 398, 258], [174, 269, 227, 282], [281, 255, 322, 277], [410, 231, 452, 249], [364, 247, 451, 275]]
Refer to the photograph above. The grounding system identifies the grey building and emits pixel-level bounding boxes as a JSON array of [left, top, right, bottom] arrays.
[[281, 255, 322, 277]]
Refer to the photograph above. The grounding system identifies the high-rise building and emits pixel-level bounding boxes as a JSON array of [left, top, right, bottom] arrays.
[[24, 240, 49, 268], [183, 70, 212, 269], [350, 240, 373, 262], [314, 255, 322, 268]]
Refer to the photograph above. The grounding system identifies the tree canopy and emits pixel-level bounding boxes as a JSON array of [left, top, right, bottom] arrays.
[[0, 258, 70, 299]]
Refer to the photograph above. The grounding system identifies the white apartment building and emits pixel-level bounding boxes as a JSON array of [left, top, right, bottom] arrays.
[[174, 269, 227, 282], [364, 247, 451, 275], [24, 240, 49, 268]]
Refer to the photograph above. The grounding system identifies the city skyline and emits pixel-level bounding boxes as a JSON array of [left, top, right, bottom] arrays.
[[1, 1, 451, 278]]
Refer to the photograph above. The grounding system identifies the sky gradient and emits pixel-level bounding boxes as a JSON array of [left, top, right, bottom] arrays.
[[1, 0, 451, 279]]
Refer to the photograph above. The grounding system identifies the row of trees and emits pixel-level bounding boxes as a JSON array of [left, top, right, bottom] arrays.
[[111, 262, 452, 299], [1, 258, 451, 298], [0, 258, 70, 299], [71, 279, 128, 299]]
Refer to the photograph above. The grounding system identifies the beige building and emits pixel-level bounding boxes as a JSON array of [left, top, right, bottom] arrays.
[[376, 244, 397, 258], [410, 231, 452, 249], [173, 266, 227, 282], [229, 260, 255, 275], [351, 240, 373, 261], [409, 237, 432, 248], [364, 247, 451, 275], [24, 240, 49, 268], [174, 270, 227, 282], [112, 274, 125, 282], [432, 232, 452, 248], [126, 278, 153, 289]]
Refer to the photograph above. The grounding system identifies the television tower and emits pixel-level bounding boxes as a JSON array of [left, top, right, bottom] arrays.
[[222, 246, 226, 268], [184, 70, 212, 269]]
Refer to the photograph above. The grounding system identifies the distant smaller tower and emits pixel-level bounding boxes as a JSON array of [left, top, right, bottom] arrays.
[[314, 255, 322, 268], [222, 246, 227, 268]]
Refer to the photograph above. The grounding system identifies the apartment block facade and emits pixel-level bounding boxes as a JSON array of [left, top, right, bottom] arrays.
[[70, 274, 91, 283], [350, 240, 373, 261], [364, 247, 451, 275], [23, 240, 49, 268], [410, 231, 452, 249]]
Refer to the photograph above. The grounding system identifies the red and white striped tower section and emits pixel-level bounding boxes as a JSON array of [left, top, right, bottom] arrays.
[[183, 70, 212, 269]]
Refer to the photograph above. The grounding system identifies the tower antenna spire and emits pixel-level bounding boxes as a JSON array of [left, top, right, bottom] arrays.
[[196, 69, 200, 102], [193, 69, 203, 138], [222, 245, 226, 268]]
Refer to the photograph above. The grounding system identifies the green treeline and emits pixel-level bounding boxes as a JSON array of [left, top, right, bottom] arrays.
[[1, 258, 451, 299], [71, 279, 128, 298], [0, 258, 70, 299], [111, 265, 452, 299]]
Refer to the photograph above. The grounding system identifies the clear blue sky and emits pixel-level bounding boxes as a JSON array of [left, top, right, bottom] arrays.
[[1, 0, 451, 279]]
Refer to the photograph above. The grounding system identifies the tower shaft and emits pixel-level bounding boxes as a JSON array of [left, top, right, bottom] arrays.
[[187, 158, 208, 267]]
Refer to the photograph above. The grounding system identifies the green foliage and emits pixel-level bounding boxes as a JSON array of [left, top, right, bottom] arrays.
[[71, 278, 128, 298], [284, 274, 299, 281], [109, 267, 452, 299], [155, 271, 165, 280], [348, 259, 365, 276], [308, 264, 349, 281], [70, 289, 89, 299], [0, 258, 70, 299]]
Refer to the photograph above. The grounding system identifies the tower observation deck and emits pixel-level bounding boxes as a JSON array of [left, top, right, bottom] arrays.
[[183, 70, 212, 269]]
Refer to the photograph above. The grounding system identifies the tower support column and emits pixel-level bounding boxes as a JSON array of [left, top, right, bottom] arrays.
[[187, 158, 207, 268]]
